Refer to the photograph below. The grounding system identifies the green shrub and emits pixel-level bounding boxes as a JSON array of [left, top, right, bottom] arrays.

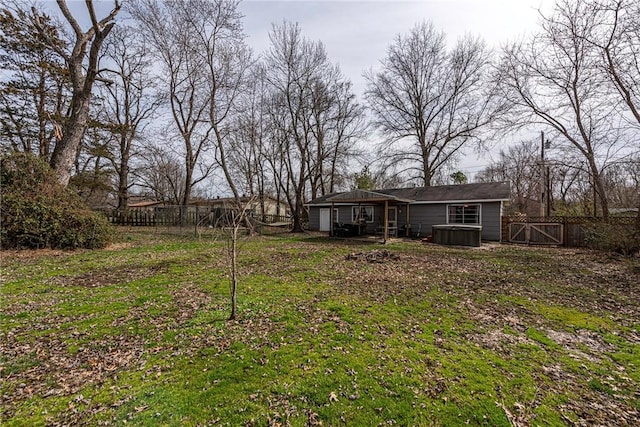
[[1, 152, 113, 249], [584, 221, 640, 257]]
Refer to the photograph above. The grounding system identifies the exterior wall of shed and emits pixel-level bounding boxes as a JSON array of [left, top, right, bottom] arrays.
[[308, 207, 321, 230], [479, 203, 502, 241]]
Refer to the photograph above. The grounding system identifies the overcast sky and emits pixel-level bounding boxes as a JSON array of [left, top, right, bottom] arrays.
[[240, 0, 552, 100]]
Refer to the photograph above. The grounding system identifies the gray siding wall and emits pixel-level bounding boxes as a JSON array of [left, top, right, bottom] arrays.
[[334, 206, 353, 225], [408, 202, 502, 241], [308, 202, 503, 241], [480, 202, 502, 241], [407, 205, 447, 237], [308, 207, 321, 230]]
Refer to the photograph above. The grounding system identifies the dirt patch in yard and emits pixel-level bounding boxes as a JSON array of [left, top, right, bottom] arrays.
[[44, 264, 171, 288]]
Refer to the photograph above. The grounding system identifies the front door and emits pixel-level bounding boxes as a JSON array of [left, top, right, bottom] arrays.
[[387, 206, 397, 227], [387, 206, 397, 237], [319, 208, 330, 231]]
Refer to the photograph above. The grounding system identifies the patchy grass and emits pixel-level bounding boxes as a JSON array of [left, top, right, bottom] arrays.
[[1, 230, 639, 426]]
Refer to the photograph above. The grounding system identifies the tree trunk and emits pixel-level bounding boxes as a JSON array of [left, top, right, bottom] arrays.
[[37, 1, 119, 186], [229, 224, 238, 320], [587, 156, 609, 219], [50, 93, 91, 186], [117, 144, 130, 212], [290, 194, 304, 233]]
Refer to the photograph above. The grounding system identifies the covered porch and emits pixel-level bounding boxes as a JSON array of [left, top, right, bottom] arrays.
[[325, 190, 413, 244]]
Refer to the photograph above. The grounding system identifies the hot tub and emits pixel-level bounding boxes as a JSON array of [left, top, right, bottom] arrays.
[[431, 224, 482, 247]]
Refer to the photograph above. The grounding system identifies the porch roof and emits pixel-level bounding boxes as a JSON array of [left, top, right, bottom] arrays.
[[326, 189, 412, 204]]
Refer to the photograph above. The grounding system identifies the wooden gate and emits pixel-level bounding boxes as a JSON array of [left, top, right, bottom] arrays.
[[509, 222, 563, 245]]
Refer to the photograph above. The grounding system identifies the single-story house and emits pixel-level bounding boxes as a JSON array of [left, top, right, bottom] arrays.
[[306, 182, 511, 242]]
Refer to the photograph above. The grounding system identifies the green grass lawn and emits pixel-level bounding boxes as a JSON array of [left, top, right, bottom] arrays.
[[1, 229, 639, 426]]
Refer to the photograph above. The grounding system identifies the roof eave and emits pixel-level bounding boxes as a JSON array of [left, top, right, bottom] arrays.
[[410, 198, 510, 204], [308, 198, 509, 206]]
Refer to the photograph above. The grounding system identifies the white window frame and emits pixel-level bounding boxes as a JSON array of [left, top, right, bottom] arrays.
[[447, 204, 481, 224], [333, 208, 339, 223], [352, 205, 374, 223]]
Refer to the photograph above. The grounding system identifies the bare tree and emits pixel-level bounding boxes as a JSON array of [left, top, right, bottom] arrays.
[[586, 0, 640, 127], [264, 21, 362, 231], [128, 0, 214, 207], [135, 145, 185, 205], [184, 0, 253, 202], [308, 72, 366, 198], [589, 0, 640, 226], [495, 0, 637, 218], [96, 25, 160, 212], [227, 64, 273, 217], [365, 21, 501, 186], [263, 22, 328, 232], [32, 0, 121, 186], [477, 139, 542, 215], [219, 197, 257, 321]]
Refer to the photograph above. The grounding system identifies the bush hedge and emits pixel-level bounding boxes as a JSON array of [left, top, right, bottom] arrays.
[[585, 221, 640, 257], [1, 152, 113, 249]]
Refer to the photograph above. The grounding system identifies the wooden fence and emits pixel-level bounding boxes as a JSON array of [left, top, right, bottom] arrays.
[[101, 207, 291, 228], [501, 215, 637, 247]]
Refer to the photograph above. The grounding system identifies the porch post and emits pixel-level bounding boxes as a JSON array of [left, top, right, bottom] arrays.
[[383, 200, 389, 244], [330, 202, 334, 237], [405, 203, 410, 237]]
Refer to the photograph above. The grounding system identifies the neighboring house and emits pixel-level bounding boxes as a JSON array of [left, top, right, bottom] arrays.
[[127, 200, 171, 213], [191, 196, 289, 219], [306, 182, 511, 241], [610, 208, 639, 216], [127, 197, 287, 218]]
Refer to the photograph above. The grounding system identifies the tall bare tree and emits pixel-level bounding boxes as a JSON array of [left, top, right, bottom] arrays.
[[227, 64, 272, 216], [264, 22, 363, 231], [307, 71, 366, 198], [365, 21, 501, 186], [586, 0, 640, 224], [128, 0, 214, 207], [495, 0, 638, 218], [96, 25, 160, 212], [264, 22, 325, 232], [186, 0, 253, 202], [586, 0, 640, 128], [32, 0, 121, 186]]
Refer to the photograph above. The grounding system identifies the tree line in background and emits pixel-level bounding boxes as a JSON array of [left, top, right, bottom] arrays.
[[1, 0, 638, 226]]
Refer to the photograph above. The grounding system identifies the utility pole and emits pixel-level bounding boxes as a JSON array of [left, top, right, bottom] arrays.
[[540, 131, 552, 217], [546, 164, 551, 217], [540, 131, 546, 217]]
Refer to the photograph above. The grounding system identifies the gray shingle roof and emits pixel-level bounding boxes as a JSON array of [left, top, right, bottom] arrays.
[[307, 182, 510, 205], [326, 189, 413, 203]]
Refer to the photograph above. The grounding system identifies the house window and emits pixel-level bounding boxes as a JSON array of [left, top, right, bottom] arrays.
[[333, 208, 339, 223], [352, 206, 374, 223], [448, 204, 480, 224]]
